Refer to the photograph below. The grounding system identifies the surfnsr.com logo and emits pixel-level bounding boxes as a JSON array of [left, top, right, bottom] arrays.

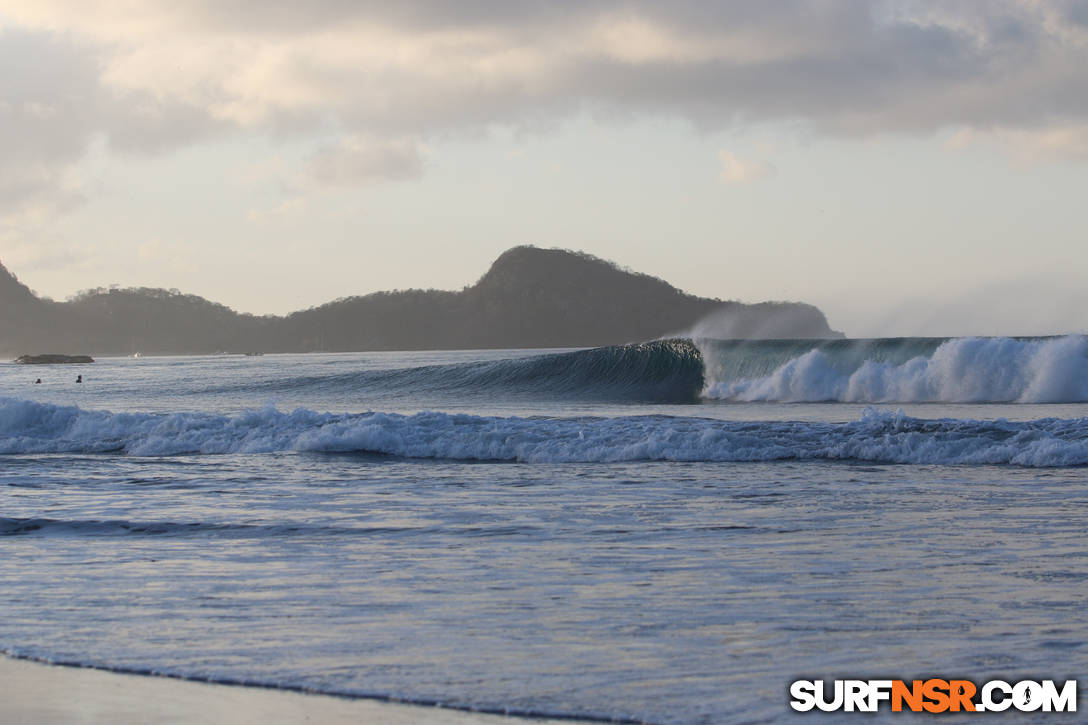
[[790, 679, 1077, 713]]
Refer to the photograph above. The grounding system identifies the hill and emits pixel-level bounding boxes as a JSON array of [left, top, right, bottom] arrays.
[[0, 261, 76, 354], [0, 246, 841, 356]]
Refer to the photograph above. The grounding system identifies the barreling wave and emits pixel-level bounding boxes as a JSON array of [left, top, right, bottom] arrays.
[[700, 335, 1088, 403], [202, 335, 1088, 405], [3, 398, 1087, 466], [216, 339, 705, 403]]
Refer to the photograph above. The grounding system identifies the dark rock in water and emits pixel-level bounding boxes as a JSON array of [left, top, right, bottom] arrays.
[[14, 354, 95, 364]]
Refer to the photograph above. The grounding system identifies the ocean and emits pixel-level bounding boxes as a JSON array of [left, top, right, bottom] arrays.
[[2, 336, 1087, 723]]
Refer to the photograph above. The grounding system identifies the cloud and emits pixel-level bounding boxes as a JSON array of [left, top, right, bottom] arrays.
[[718, 151, 773, 184], [246, 197, 308, 225], [9, 2, 1088, 134], [3, 0, 1088, 219], [0, 27, 223, 223], [0, 30, 98, 218], [0, 231, 90, 277], [942, 121, 1088, 164], [1002, 124, 1088, 163], [307, 136, 424, 186]]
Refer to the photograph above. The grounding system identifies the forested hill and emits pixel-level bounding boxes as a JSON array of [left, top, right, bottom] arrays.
[[0, 262, 71, 354], [0, 246, 842, 356]]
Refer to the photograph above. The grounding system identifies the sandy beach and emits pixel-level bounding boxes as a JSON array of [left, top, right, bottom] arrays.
[[0, 656, 586, 725]]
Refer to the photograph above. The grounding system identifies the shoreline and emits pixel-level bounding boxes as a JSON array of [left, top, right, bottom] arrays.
[[0, 655, 597, 725]]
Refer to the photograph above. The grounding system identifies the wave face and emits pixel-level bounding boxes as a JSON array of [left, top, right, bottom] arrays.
[[175, 336, 1088, 405], [3, 398, 1087, 466], [216, 339, 705, 403], [701, 335, 1088, 403]]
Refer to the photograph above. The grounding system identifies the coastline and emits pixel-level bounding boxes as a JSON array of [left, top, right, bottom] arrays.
[[0, 656, 590, 725]]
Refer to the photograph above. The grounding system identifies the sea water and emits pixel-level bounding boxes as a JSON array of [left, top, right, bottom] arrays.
[[1, 338, 1087, 723]]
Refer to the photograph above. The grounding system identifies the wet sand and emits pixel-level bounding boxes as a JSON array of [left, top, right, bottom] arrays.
[[0, 656, 585, 725]]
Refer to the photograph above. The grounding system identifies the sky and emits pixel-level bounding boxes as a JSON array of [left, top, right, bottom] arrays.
[[1, 1, 1087, 337]]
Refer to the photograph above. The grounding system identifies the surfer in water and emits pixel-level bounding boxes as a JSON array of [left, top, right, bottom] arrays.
[[76, 374, 82, 384], [34, 378, 41, 384]]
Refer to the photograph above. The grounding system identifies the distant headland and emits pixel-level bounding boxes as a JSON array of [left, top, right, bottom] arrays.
[[1, 246, 842, 357]]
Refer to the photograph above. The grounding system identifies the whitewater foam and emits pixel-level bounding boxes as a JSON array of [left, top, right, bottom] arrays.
[[3, 397, 1087, 466], [703, 336, 1088, 403]]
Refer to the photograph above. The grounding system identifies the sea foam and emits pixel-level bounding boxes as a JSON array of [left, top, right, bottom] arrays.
[[703, 336, 1088, 403], [2, 397, 1087, 466]]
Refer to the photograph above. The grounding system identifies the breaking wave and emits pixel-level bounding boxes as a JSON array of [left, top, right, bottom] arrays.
[[2, 398, 1087, 466], [183, 336, 1088, 405], [197, 335, 1088, 405], [701, 335, 1088, 403]]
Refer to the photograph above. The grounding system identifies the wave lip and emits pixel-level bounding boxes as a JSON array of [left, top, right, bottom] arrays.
[[2, 398, 1088, 467], [702, 335, 1088, 403]]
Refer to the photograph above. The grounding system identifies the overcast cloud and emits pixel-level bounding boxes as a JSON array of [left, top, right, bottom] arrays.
[[3, 0, 1088, 217]]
